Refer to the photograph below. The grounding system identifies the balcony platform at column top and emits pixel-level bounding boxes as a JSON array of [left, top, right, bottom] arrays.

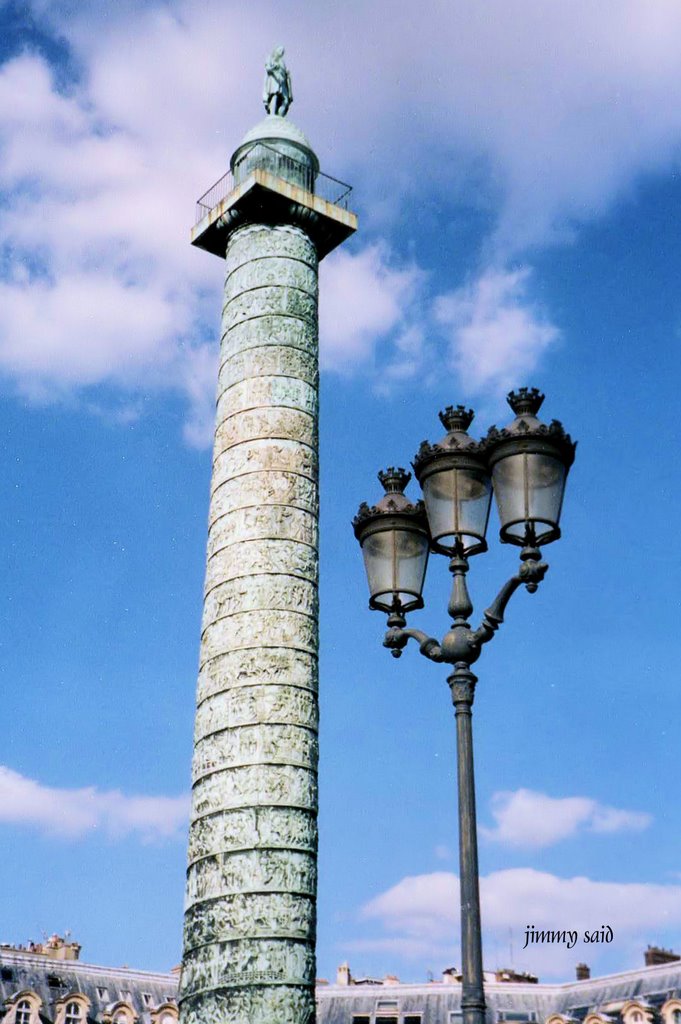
[[191, 166, 357, 261]]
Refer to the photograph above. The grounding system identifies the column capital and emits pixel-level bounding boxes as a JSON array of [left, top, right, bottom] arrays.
[[192, 168, 357, 260]]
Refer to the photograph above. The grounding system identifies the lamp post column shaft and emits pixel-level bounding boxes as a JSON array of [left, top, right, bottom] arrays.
[[451, 672, 486, 1024]]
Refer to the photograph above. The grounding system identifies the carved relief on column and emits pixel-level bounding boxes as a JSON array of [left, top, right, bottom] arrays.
[[181, 223, 320, 1024]]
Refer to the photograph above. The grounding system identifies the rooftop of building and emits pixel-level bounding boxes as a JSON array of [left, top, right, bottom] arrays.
[[2, 938, 681, 1024]]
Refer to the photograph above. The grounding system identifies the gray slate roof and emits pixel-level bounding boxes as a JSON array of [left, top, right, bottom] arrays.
[[3, 949, 681, 1024], [0, 952, 177, 1024]]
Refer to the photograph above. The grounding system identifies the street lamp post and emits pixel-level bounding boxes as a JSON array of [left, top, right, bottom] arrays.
[[353, 388, 576, 1024]]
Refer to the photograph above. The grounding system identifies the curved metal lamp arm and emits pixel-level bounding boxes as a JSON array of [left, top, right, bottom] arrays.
[[381, 552, 548, 664], [471, 555, 549, 649], [383, 626, 443, 661]]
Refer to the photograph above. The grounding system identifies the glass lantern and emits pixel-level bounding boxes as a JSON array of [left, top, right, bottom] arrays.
[[482, 388, 577, 547], [353, 467, 430, 614], [412, 406, 492, 557]]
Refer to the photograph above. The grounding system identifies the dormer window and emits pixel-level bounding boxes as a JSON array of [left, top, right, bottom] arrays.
[[150, 1002, 178, 1024], [105, 1001, 137, 1024], [16, 1002, 31, 1024], [622, 1002, 653, 1024], [9, 992, 42, 1024], [65, 1003, 82, 1024], [54, 991, 90, 1024], [151, 999, 178, 1024], [661, 1000, 681, 1024]]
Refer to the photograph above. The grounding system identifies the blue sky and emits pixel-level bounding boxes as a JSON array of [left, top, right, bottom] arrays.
[[1, 0, 681, 987]]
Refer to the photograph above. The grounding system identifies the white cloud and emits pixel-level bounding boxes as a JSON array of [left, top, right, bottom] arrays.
[[0, 48, 222, 427], [345, 936, 445, 963], [0, 765, 190, 842], [0, 42, 426, 427], [359, 868, 681, 977], [319, 244, 424, 372], [362, 871, 458, 942], [323, 257, 557, 397], [481, 788, 652, 849], [177, 340, 220, 449], [4, 0, 681, 432], [434, 267, 559, 396], [0, 274, 181, 388]]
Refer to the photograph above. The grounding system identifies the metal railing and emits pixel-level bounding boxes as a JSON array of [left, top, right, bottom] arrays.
[[195, 142, 353, 224]]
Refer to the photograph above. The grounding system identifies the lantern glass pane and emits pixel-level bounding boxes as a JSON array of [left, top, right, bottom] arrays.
[[492, 451, 566, 541], [362, 525, 429, 610], [421, 465, 492, 553]]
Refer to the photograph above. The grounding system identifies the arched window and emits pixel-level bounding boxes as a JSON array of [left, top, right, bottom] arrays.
[[160, 1015, 176, 1024], [65, 1003, 82, 1024], [16, 1002, 31, 1024], [114, 1014, 129, 1024], [673, 1012, 681, 1024], [633, 1014, 642, 1022]]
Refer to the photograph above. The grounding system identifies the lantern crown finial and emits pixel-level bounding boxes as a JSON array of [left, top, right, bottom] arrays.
[[378, 466, 411, 494], [507, 387, 545, 418], [439, 405, 474, 433]]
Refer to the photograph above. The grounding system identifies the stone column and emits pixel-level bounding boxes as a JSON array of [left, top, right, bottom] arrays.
[[180, 222, 320, 1024]]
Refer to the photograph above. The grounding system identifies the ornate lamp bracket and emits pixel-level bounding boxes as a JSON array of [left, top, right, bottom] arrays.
[[382, 550, 549, 670]]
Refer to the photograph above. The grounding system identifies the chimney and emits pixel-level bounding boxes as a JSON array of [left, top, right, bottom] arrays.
[[644, 946, 681, 967], [4, 936, 80, 961], [383, 974, 400, 985], [43, 935, 81, 961], [494, 969, 539, 985], [576, 964, 590, 981], [336, 962, 352, 986], [443, 967, 462, 984]]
